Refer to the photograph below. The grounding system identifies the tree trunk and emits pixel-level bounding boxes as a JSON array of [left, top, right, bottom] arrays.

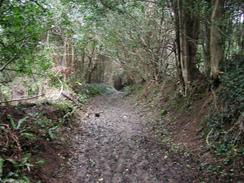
[[210, 0, 224, 80], [170, 0, 185, 88], [86, 56, 94, 83], [177, 0, 201, 93], [63, 39, 67, 66], [71, 43, 75, 68], [202, 2, 211, 77]]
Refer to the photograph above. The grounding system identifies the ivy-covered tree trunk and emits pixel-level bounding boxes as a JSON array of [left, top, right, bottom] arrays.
[[210, 0, 224, 80]]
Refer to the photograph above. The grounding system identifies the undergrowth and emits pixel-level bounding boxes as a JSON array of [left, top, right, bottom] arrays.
[[0, 102, 74, 182], [202, 55, 244, 181], [123, 84, 143, 96], [73, 83, 116, 98], [130, 76, 244, 181]]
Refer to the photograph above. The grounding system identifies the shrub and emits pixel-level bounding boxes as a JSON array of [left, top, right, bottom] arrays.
[[74, 83, 116, 97]]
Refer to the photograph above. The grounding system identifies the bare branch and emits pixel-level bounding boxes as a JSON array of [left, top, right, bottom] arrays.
[[0, 55, 19, 72]]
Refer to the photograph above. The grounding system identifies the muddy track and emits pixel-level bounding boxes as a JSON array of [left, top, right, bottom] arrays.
[[63, 93, 200, 183]]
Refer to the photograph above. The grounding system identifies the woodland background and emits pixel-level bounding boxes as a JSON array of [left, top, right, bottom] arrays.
[[0, 0, 243, 182]]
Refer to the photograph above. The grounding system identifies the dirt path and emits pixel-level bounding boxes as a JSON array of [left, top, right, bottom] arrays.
[[63, 93, 200, 183]]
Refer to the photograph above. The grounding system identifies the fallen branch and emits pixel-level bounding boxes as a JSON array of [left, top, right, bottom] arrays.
[[3, 68, 46, 76], [0, 94, 45, 105], [206, 128, 214, 147], [61, 92, 80, 106]]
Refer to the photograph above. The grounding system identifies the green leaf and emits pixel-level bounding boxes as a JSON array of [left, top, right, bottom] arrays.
[[8, 115, 16, 129], [0, 157, 4, 177], [6, 159, 17, 167], [16, 117, 29, 130], [48, 126, 59, 140], [35, 160, 46, 166], [20, 132, 37, 141], [20, 176, 30, 183]]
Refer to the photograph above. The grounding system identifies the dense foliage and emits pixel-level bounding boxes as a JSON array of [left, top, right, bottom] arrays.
[[206, 54, 244, 155], [0, 0, 51, 74]]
